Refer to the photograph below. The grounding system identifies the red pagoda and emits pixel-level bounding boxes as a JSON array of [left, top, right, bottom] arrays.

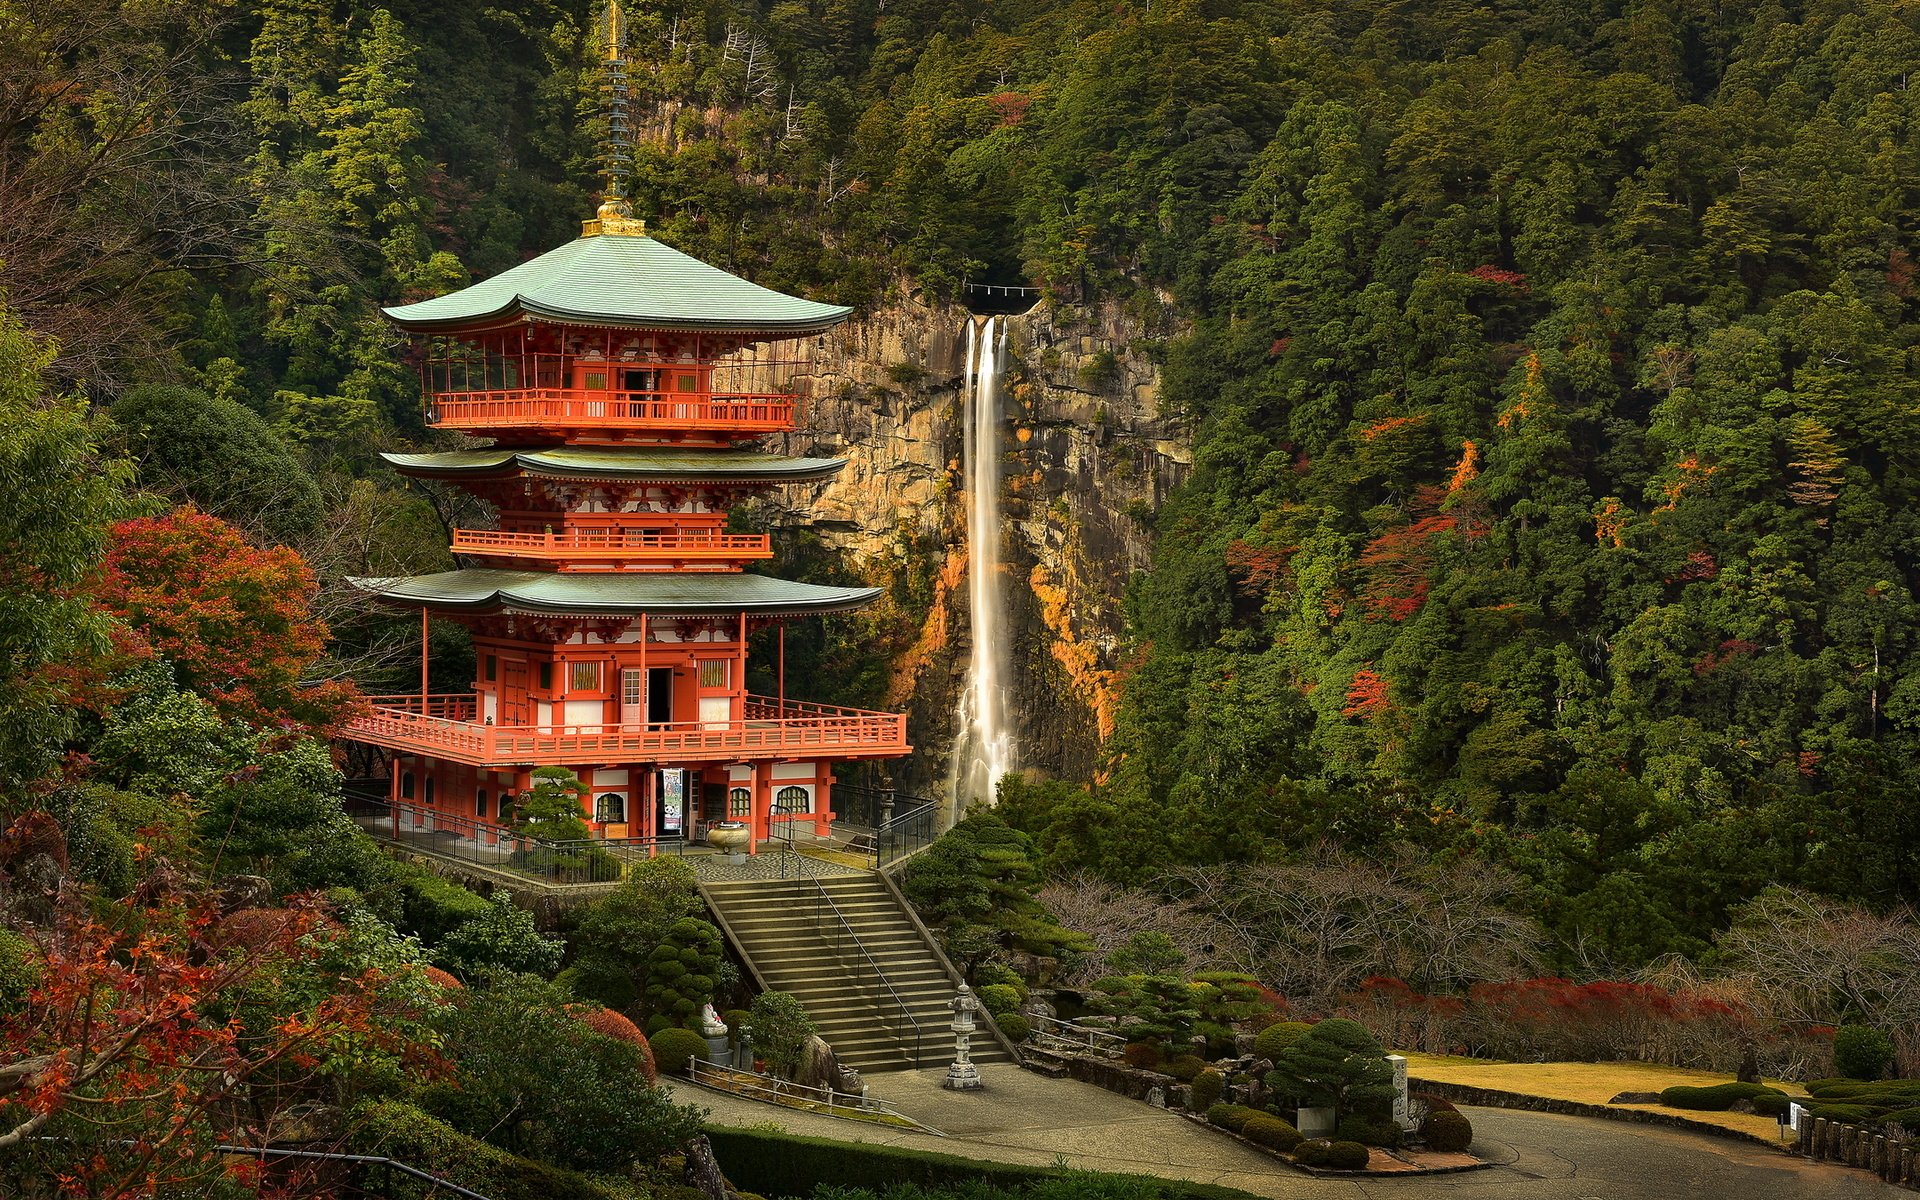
[[342, 18, 906, 849]]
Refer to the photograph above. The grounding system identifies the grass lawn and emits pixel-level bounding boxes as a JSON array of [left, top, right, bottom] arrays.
[[1398, 1052, 1807, 1141]]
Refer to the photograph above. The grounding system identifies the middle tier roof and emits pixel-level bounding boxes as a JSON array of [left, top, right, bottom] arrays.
[[353, 568, 882, 617], [382, 446, 847, 484]]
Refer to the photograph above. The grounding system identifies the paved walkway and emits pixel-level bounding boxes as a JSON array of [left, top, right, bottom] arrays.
[[677, 1062, 1896, 1198]]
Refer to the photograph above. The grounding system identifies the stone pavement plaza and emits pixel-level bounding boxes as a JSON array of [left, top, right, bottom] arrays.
[[678, 1062, 1896, 1199]]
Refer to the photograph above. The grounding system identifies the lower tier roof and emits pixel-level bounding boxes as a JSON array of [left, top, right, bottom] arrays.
[[352, 568, 880, 618], [381, 446, 847, 484]]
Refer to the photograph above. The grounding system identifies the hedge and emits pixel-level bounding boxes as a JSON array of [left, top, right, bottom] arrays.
[[1294, 1139, 1370, 1170], [1206, 1103, 1259, 1132], [1241, 1115, 1303, 1152], [350, 1100, 654, 1200], [702, 1126, 1259, 1200], [1659, 1082, 1788, 1111]]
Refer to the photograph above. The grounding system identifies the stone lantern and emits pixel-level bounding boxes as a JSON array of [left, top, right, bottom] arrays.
[[942, 984, 985, 1091]]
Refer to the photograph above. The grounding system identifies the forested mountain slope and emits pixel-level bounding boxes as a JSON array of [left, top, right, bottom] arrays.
[[6, 0, 1920, 969]]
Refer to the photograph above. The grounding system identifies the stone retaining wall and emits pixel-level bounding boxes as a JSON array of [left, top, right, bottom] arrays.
[[1407, 1078, 1781, 1149]]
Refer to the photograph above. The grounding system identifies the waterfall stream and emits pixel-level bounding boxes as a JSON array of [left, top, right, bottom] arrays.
[[950, 315, 1013, 816]]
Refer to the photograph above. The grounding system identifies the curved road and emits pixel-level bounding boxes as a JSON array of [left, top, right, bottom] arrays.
[[683, 1063, 1895, 1198]]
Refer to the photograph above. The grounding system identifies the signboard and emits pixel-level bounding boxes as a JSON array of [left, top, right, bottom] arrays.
[[660, 769, 686, 834]]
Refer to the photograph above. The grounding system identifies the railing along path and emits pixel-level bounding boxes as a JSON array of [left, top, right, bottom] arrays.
[[798, 870, 922, 1068]]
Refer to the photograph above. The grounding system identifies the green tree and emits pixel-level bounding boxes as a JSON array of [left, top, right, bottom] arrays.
[[1265, 1018, 1396, 1122], [0, 305, 130, 798], [747, 990, 818, 1080]]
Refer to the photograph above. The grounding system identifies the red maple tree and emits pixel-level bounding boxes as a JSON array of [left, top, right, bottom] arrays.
[[90, 508, 360, 735]]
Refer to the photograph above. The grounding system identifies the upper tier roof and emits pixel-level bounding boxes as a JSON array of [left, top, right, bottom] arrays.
[[382, 233, 853, 335], [353, 569, 880, 618], [381, 446, 847, 484]]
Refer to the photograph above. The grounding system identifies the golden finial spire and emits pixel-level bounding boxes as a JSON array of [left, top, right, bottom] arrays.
[[584, 0, 646, 237]]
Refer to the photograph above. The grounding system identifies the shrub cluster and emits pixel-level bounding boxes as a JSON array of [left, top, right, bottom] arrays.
[[1206, 1103, 1259, 1132], [1335, 1116, 1402, 1148], [1294, 1140, 1370, 1170], [1422, 1111, 1474, 1152], [1164, 1054, 1209, 1082], [1189, 1068, 1224, 1112], [1339, 974, 1824, 1078], [1659, 1081, 1789, 1111], [1801, 1079, 1920, 1129], [1241, 1114, 1303, 1152], [1122, 1041, 1164, 1071], [995, 1012, 1031, 1042]]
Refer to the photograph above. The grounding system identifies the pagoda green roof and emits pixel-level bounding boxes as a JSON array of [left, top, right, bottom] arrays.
[[381, 447, 847, 484], [352, 569, 880, 618], [382, 234, 853, 335]]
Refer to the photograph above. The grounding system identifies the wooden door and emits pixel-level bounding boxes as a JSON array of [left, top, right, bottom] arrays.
[[501, 660, 529, 725]]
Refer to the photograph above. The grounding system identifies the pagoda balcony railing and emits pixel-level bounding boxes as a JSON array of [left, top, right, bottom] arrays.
[[429, 388, 795, 433], [450, 527, 773, 563], [349, 693, 909, 766]]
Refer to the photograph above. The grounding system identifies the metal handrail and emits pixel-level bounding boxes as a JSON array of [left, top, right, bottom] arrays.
[[1029, 1013, 1126, 1059], [872, 797, 940, 869], [342, 790, 685, 886], [799, 870, 922, 1068], [683, 1058, 944, 1135]]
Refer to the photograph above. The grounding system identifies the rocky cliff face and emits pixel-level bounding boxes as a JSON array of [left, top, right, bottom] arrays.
[[755, 295, 1189, 799]]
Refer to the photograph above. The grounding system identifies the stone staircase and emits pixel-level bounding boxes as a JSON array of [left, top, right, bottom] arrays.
[[702, 873, 1014, 1074]]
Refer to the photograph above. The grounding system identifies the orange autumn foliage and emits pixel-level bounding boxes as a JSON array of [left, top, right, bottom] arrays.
[[91, 507, 360, 735]]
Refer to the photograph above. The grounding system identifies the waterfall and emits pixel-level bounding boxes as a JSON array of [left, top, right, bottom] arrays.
[[950, 315, 1013, 816]]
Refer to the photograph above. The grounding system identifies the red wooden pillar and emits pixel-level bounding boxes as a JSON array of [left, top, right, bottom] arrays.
[[750, 759, 772, 853]]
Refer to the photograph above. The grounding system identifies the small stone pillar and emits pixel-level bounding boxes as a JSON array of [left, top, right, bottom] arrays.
[[942, 984, 984, 1091], [1386, 1054, 1410, 1130]]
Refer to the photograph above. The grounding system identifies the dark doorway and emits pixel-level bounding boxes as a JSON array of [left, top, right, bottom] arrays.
[[647, 667, 674, 726]]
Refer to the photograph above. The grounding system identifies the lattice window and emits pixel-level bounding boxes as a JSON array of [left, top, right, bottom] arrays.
[[775, 785, 809, 814], [571, 660, 601, 691], [728, 787, 751, 817], [699, 659, 729, 689], [595, 793, 626, 823]]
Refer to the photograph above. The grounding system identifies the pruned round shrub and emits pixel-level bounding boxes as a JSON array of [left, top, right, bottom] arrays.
[[1808, 1103, 1879, 1123], [1660, 1082, 1788, 1111], [1749, 1092, 1790, 1117], [1165, 1054, 1209, 1082], [977, 983, 1022, 1016], [1122, 1041, 1164, 1071], [1835, 1025, 1895, 1081], [571, 1006, 656, 1084], [996, 1013, 1030, 1042], [1337, 1116, 1402, 1148], [1295, 1139, 1370, 1169], [1423, 1110, 1473, 1152], [1253, 1020, 1313, 1063], [1207, 1103, 1259, 1132], [973, 961, 1027, 995], [1242, 1115, 1303, 1152], [1189, 1068, 1224, 1112], [650, 1027, 709, 1076]]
